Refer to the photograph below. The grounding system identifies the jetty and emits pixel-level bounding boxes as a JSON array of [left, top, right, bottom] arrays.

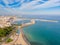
[[16, 18, 59, 23], [21, 19, 35, 27]]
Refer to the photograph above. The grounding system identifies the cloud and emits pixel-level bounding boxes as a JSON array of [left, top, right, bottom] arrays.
[[20, 0, 60, 10], [0, 0, 60, 9], [32, 0, 60, 9], [0, 0, 60, 15]]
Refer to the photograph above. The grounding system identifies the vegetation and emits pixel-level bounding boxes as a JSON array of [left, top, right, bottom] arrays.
[[0, 39, 2, 42], [0, 24, 18, 43], [6, 38, 13, 43], [0, 26, 15, 37]]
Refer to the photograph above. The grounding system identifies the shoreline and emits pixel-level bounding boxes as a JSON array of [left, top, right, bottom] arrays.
[[1, 19, 35, 45], [14, 20, 35, 45], [14, 27, 31, 45], [20, 28, 31, 45], [1, 26, 31, 45]]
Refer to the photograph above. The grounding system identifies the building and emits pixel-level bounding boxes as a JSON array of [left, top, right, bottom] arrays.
[[0, 16, 16, 28]]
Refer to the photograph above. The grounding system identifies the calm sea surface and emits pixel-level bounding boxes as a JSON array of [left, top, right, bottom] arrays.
[[17, 15, 60, 45], [23, 21, 60, 45]]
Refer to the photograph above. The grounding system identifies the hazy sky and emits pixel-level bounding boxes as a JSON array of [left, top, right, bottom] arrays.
[[0, 0, 60, 15]]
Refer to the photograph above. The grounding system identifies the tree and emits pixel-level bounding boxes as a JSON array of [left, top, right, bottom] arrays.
[[0, 26, 14, 37]]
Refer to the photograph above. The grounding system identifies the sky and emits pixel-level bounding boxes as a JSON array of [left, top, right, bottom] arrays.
[[0, 0, 60, 15]]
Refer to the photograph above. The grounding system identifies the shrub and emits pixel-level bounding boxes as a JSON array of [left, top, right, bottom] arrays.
[[6, 38, 13, 43], [0, 26, 14, 37]]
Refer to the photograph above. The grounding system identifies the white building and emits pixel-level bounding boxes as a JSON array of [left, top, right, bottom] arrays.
[[0, 16, 16, 28]]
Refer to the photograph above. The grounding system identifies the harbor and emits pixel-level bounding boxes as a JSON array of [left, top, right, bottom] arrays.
[[0, 16, 35, 45]]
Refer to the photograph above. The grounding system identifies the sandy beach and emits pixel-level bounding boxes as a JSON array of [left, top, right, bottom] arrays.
[[14, 28, 30, 45], [1, 26, 30, 45]]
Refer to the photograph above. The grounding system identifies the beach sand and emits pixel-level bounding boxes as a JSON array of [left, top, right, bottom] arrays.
[[15, 32, 28, 45], [15, 28, 30, 45], [2, 28, 30, 45]]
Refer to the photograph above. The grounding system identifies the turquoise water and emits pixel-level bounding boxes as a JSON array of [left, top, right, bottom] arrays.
[[15, 15, 60, 45], [23, 21, 60, 45]]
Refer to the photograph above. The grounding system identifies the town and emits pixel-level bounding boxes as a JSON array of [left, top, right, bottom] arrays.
[[0, 16, 16, 28]]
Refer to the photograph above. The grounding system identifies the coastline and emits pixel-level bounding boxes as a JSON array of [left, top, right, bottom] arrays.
[[1, 26, 31, 45], [14, 27, 31, 45], [14, 20, 35, 45], [20, 28, 31, 45], [1, 19, 35, 45], [14, 19, 35, 45]]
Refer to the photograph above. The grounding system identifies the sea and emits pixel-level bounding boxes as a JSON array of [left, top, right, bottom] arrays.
[[16, 15, 60, 45]]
